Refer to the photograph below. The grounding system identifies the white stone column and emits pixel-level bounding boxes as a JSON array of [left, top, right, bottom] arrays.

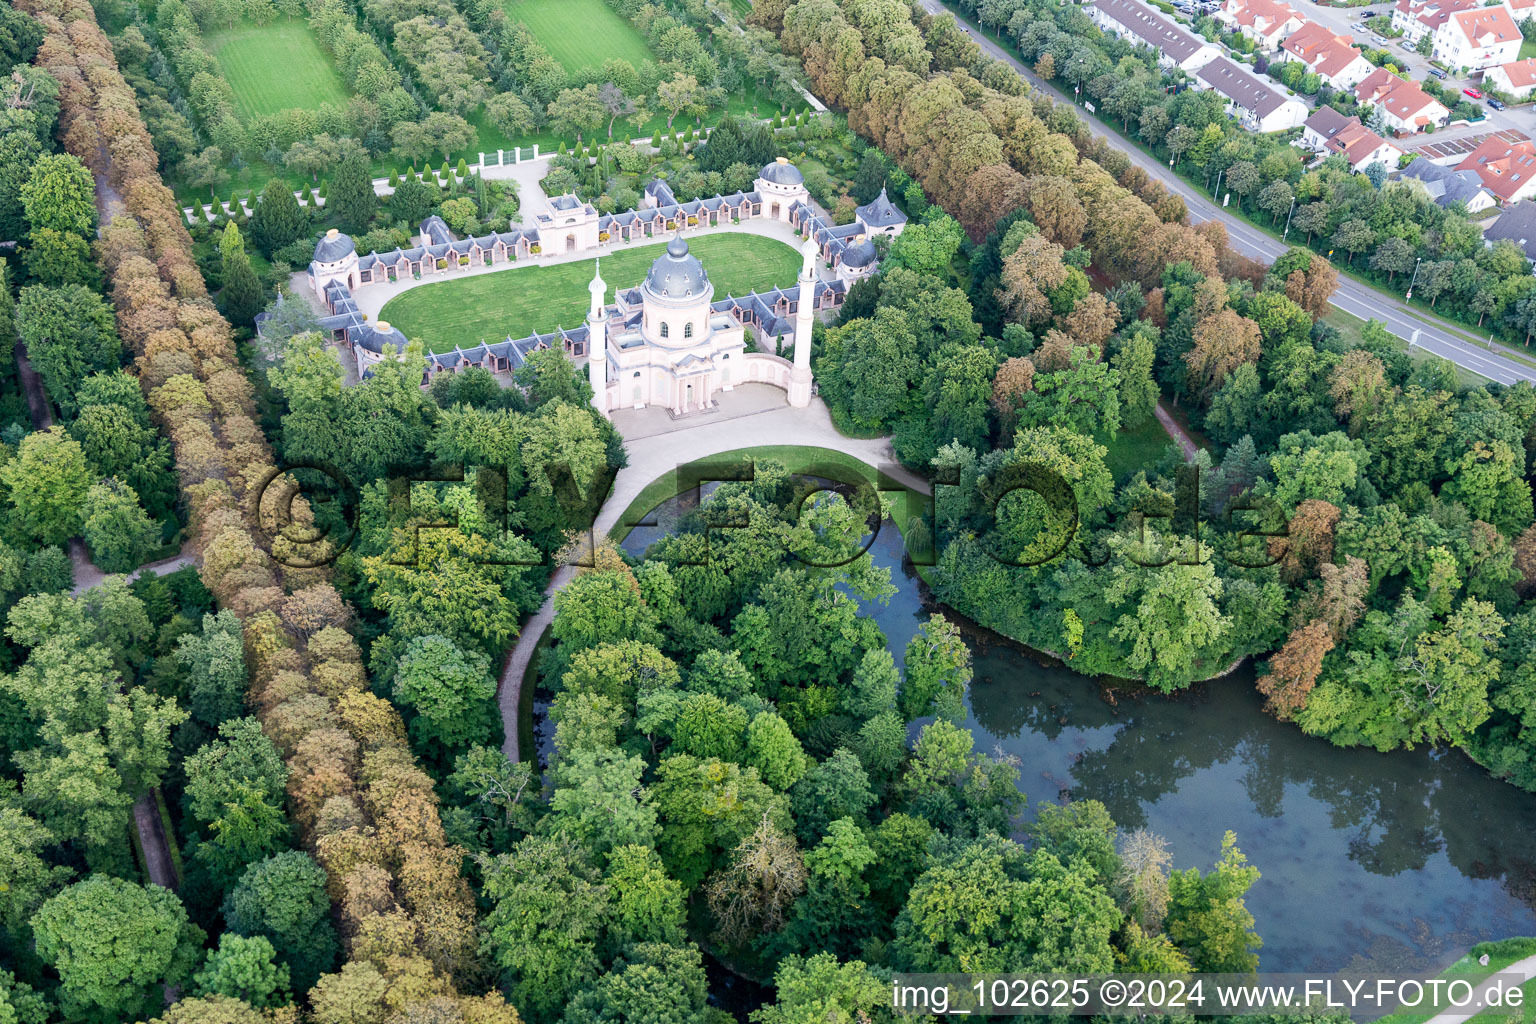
[[532, 144, 540, 159], [788, 238, 817, 408], [587, 260, 608, 416], [515, 146, 521, 164]]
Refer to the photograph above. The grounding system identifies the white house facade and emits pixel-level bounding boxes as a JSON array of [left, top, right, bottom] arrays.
[[1193, 57, 1310, 131], [1279, 22, 1375, 90], [1433, 6, 1522, 71], [1216, 0, 1306, 51], [1487, 57, 1536, 99], [1088, 0, 1223, 71]]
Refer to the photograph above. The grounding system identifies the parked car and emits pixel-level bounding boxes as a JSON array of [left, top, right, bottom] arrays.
[[1464, 86, 1483, 98], [1429, 67, 1448, 79], [1489, 97, 1506, 110]]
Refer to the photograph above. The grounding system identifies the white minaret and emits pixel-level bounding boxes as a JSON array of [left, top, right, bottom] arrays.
[[788, 237, 818, 408], [587, 259, 608, 415]]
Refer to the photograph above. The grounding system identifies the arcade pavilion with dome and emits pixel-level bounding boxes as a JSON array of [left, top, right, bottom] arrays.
[[278, 157, 906, 416]]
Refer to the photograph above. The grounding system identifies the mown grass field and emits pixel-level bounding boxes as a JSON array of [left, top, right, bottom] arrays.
[[380, 233, 802, 353], [503, 0, 654, 74], [207, 19, 350, 120]]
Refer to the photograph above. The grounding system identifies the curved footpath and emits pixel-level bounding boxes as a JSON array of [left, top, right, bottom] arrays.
[[921, 0, 1536, 387], [496, 396, 927, 763], [1422, 953, 1536, 1024]]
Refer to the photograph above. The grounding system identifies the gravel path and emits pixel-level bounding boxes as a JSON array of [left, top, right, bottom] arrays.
[[1154, 401, 1201, 461], [69, 541, 198, 596], [133, 792, 178, 891]]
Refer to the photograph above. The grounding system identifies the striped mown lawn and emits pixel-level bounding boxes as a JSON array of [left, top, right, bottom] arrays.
[[379, 233, 803, 353], [207, 19, 350, 120], [503, 0, 654, 74]]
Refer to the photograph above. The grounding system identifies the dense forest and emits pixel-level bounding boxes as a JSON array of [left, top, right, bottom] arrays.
[[0, 0, 1531, 1018], [743, 0, 1536, 791]]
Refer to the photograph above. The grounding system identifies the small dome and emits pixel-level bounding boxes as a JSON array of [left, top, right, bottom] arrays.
[[645, 234, 709, 300], [842, 238, 877, 269], [758, 157, 804, 186], [314, 228, 355, 263], [355, 319, 407, 353]]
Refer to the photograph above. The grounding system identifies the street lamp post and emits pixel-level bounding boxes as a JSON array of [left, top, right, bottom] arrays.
[[1282, 195, 1297, 238], [1405, 256, 1422, 301], [1212, 167, 1224, 201]]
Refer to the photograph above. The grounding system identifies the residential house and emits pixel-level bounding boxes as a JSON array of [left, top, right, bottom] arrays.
[[1215, 0, 1306, 50], [1391, 0, 1478, 48], [1433, 6, 1523, 71], [1193, 56, 1311, 130], [1354, 67, 1451, 133], [1486, 57, 1536, 99], [1280, 21, 1376, 89], [1300, 107, 1406, 170], [1398, 157, 1499, 211], [1456, 136, 1536, 203], [1087, 0, 1223, 71], [1481, 200, 1536, 261]]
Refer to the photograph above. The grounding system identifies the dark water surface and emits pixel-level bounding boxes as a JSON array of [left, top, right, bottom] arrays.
[[620, 495, 1536, 975]]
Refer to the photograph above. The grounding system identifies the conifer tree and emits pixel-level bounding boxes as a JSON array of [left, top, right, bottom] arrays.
[[219, 221, 264, 327], [327, 152, 375, 233], [248, 178, 305, 257]]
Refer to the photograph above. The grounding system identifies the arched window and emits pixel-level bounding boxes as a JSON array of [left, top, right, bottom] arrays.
[[660, 322, 669, 338], [684, 322, 694, 338]]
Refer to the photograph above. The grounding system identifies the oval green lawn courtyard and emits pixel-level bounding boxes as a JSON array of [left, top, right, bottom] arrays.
[[378, 233, 805, 353]]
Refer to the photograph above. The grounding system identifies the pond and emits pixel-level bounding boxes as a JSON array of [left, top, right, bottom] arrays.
[[615, 490, 1536, 975]]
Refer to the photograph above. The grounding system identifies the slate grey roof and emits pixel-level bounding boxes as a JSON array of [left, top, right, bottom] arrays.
[[1400, 159, 1492, 207], [645, 179, 677, 206], [791, 200, 866, 266], [419, 216, 452, 246], [352, 320, 410, 354], [1089, 0, 1214, 65], [855, 187, 906, 228], [644, 234, 710, 300], [425, 324, 591, 375], [1484, 200, 1536, 259], [1303, 106, 1355, 141], [313, 229, 355, 262], [1195, 57, 1294, 119], [842, 237, 878, 269], [711, 279, 848, 338], [759, 158, 804, 185]]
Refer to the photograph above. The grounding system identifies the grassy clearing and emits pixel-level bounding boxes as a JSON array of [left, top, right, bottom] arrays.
[[380, 233, 802, 352], [1325, 306, 1492, 388], [1521, 36, 1536, 60], [504, 0, 653, 74], [206, 19, 350, 120], [1098, 415, 1182, 484]]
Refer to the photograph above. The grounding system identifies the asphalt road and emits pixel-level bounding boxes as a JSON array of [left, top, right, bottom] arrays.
[[921, 0, 1536, 386]]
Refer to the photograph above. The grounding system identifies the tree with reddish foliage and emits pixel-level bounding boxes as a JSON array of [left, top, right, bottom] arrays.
[[1259, 620, 1334, 719]]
